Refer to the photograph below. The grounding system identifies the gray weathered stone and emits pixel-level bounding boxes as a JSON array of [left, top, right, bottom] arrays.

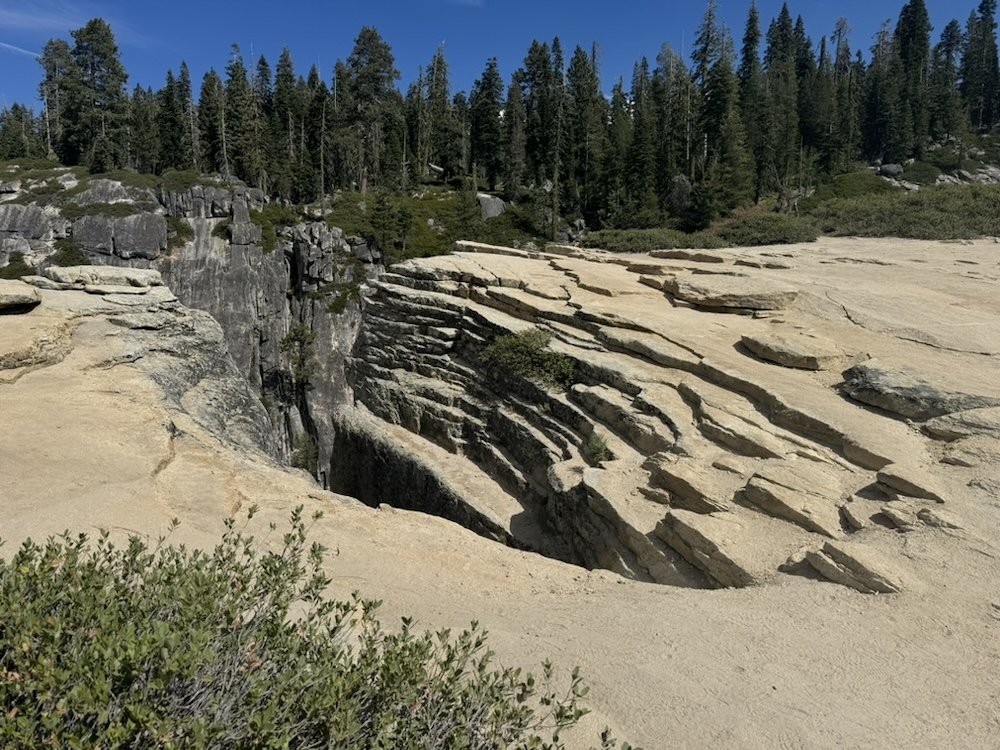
[[113, 214, 167, 259], [45, 265, 163, 288], [72, 215, 115, 254], [655, 510, 760, 588], [476, 193, 506, 220], [842, 361, 1000, 420], [741, 331, 848, 370]]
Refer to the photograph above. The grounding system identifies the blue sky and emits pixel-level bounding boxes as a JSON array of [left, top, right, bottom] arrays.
[[0, 1, 987, 110]]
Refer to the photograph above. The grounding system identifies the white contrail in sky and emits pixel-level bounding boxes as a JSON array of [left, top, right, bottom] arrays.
[[0, 41, 40, 58]]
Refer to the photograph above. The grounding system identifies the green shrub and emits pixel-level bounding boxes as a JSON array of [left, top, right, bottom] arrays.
[[161, 168, 218, 193], [250, 203, 302, 252], [806, 184, 1000, 239], [798, 170, 896, 212], [581, 432, 611, 466], [712, 212, 818, 246], [582, 228, 727, 253], [902, 161, 942, 185], [481, 328, 577, 390], [0, 508, 617, 748], [166, 216, 195, 251], [211, 219, 232, 241], [0, 251, 33, 279], [290, 435, 319, 474], [60, 201, 146, 221], [51, 238, 89, 266], [92, 169, 161, 191]]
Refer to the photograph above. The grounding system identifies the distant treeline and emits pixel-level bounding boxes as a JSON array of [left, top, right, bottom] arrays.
[[1, 0, 998, 231]]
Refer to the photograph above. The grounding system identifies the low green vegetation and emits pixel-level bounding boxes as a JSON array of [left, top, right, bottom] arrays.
[[250, 203, 301, 252], [166, 215, 195, 251], [50, 238, 89, 266], [0, 251, 33, 279], [805, 183, 1000, 239], [582, 228, 726, 253], [0, 508, 615, 748], [211, 218, 231, 241], [60, 201, 147, 221], [713, 211, 818, 246], [480, 328, 577, 390], [901, 161, 942, 185], [327, 188, 538, 261], [290, 435, 319, 474], [582, 432, 611, 466]]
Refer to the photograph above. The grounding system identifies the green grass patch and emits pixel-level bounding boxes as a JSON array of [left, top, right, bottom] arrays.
[[0, 251, 33, 279], [480, 328, 577, 390], [806, 183, 1000, 239]]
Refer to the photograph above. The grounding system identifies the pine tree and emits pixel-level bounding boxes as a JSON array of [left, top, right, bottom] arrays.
[[895, 0, 932, 156], [502, 72, 528, 197], [863, 22, 908, 162], [470, 58, 504, 190], [198, 69, 228, 175], [426, 47, 461, 177], [703, 36, 752, 214], [831, 19, 863, 171], [930, 20, 966, 140], [960, 0, 1000, 130], [0, 105, 43, 160], [345, 27, 400, 193], [62, 19, 129, 171], [565, 45, 607, 224], [764, 4, 800, 205], [130, 85, 161, 174], [601, 80, 631, 226], [738, 3, 768, 200], [225, 46, 263, 185], [37, 39, 74, 160], [625, 58, 658, 226]]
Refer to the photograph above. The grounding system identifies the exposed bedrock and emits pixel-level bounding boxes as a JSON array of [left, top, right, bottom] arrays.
[[334, 240, 998, 591]]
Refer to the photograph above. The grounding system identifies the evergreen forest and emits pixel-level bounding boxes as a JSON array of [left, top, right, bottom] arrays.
[[2, 0, 999, 237]]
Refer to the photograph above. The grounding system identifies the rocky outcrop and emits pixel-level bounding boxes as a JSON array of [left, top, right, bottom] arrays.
[[0, 279, 40, 311], [802, 540, 907, 594], [330, 238, 996, 592], [841, 361, 1000, 421]]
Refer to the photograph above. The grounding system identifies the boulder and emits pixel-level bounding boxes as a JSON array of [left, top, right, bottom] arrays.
[[665, 274, 798, 312], [70, 178, 132, 205], [113, 214, 167, 259], [741, 330, 848, 370], [941, 436, 1000, 468], [878, 163, 905, 178], [72, 215, 115, 254], [45, 265, 163, 288], [0, 204, 50, 239], [876, 463, 946, 503], [646, 458, 734, 514], [476, 193, 506, 220], [230, 221, 262, 246], [923, 407, 1000, 441], [803, 540, 906, 594], [0, 279, 41, 311], [842, 361, 1000, 420], [655, 510, 761, 588], [739, 460, 845, 538]]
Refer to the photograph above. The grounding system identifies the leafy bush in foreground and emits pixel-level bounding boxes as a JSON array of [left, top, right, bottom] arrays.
[[0, 508, 624, 749], [481, 328, 578, 390]]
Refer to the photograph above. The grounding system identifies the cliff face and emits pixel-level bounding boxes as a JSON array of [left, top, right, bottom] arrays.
[[0, 171, 374, 482], [4, 167, 1000, 596]]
